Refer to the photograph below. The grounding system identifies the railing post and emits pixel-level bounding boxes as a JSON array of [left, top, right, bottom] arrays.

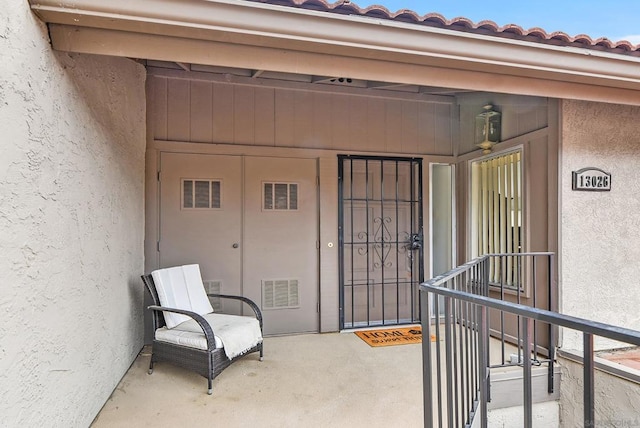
[[522, 317, 533, 428], [434, 293, 443, 428], [477, 304, 488, 428], [584, 332, 595, 428], [482, 258, 491, 403], [421, 289, 433, 428], [444, 295, 454, 426], [548, 253, 556, 393]]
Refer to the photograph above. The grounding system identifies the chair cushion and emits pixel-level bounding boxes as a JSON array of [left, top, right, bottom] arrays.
[[151, 264, 214, 328], [155, 313, 263, 359]]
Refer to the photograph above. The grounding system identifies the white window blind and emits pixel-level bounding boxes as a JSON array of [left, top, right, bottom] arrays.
[[471, 151, 522, 287]]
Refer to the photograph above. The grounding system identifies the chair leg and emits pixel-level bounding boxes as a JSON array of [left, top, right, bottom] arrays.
[[259, 343, 264, 362], [207, 356, 213, 395], [148, 355, 154, 375]]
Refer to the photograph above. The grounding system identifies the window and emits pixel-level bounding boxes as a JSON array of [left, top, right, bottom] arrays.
[[470, 150, 522, 287], [182, 179, 222, 209], [263, 182, 298, 211]]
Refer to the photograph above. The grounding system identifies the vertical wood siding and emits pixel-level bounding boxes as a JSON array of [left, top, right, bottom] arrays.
[[457, 94, 549, 155], [148, 75, 454, 155]]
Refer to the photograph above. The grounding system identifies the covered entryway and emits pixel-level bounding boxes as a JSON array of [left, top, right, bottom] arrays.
[[159, 152, 319, 335], [338, 155, 424, 329]]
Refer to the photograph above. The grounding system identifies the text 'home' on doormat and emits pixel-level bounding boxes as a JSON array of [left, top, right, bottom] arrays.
[[355, 326, 436, 347]]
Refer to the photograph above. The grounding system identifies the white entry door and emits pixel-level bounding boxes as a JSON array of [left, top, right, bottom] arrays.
[[159, 152, 318, 335]]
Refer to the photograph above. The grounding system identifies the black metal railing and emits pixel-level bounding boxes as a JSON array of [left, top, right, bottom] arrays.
[[420, 254, 640, 428], [425, 253, 556, 418], [485, 253, 556, 389]]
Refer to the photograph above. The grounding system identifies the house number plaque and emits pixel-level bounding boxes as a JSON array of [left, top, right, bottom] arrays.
[[572, 167, 611, 191]]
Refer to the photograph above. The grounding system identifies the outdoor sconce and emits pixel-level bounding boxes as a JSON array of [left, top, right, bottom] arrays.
[[475, 104, 501, 154]]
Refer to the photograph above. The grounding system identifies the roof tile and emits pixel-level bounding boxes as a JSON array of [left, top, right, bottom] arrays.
[[246, 0, 640, 56]]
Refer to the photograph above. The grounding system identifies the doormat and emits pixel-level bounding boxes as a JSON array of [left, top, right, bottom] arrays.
[[354, 326, 436, 347]]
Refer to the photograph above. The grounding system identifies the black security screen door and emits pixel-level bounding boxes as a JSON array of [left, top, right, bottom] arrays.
[[338, 155, 424, 329]]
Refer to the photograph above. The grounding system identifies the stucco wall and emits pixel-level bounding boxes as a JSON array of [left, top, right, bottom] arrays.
[[0, 2, 146, 426], [560, 100, 640, 351], [559, 357, 640, 427]]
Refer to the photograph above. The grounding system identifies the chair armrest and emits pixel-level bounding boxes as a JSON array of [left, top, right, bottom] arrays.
[[147, 305, 218, 351], [208, 294, 263, 330]]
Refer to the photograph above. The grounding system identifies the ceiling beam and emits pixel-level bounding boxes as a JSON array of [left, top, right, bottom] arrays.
[[147, 67, 456, 103], [311, 76, 336, 84], [175, 62, 190, 71]]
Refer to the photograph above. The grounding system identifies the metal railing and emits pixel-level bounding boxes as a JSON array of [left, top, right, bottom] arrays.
[[484, 253, 556, 388], [420, 254, 640, 428]]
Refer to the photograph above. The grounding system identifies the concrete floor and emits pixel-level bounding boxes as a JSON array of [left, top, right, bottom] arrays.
[[92, 332, 424, 427]]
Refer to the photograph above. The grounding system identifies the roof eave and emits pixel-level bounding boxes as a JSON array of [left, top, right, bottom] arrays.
[[30, 0, 640, 101]]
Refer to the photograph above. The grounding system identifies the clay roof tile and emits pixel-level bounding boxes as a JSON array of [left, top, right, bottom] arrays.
[[245, 0, 640, 56]]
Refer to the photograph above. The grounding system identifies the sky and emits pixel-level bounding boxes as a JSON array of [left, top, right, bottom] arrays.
[[356, 0, 640, 44]]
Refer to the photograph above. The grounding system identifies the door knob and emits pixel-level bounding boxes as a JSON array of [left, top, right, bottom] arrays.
[[232, 243, 239, 249]]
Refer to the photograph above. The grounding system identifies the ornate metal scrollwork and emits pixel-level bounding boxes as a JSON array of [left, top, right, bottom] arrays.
[[372, 216, 392, 269], [352, 216, 417, 271], [356, 231, 369, 256]]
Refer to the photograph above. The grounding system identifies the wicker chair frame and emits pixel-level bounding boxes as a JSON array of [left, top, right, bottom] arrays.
[[141, 274, 264, 394]]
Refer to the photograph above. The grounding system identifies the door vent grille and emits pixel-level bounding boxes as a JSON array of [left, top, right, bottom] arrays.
[[263, 182, 298, 210], [182, 179, 222, 209], [203, 280, 223, 312], [262, 279, 300, 310]]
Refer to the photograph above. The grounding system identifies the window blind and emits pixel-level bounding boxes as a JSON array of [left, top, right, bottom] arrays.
[[472, 151, 522, 287]]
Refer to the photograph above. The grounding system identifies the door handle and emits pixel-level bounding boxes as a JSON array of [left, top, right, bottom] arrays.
[[409, 233, 422, 250], [232, 243, 239, 249]]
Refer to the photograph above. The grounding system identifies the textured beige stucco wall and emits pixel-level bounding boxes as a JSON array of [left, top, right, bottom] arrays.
[[0, 2, 146, 426], [559, 357, 640, 427], [561, 100, 640, 351]]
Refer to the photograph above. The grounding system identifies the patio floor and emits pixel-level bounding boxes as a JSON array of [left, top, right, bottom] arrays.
[[92, 332, 424, 427]]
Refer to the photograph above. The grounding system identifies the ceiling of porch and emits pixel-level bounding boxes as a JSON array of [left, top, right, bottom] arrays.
[[143, 60, 473, 98]]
